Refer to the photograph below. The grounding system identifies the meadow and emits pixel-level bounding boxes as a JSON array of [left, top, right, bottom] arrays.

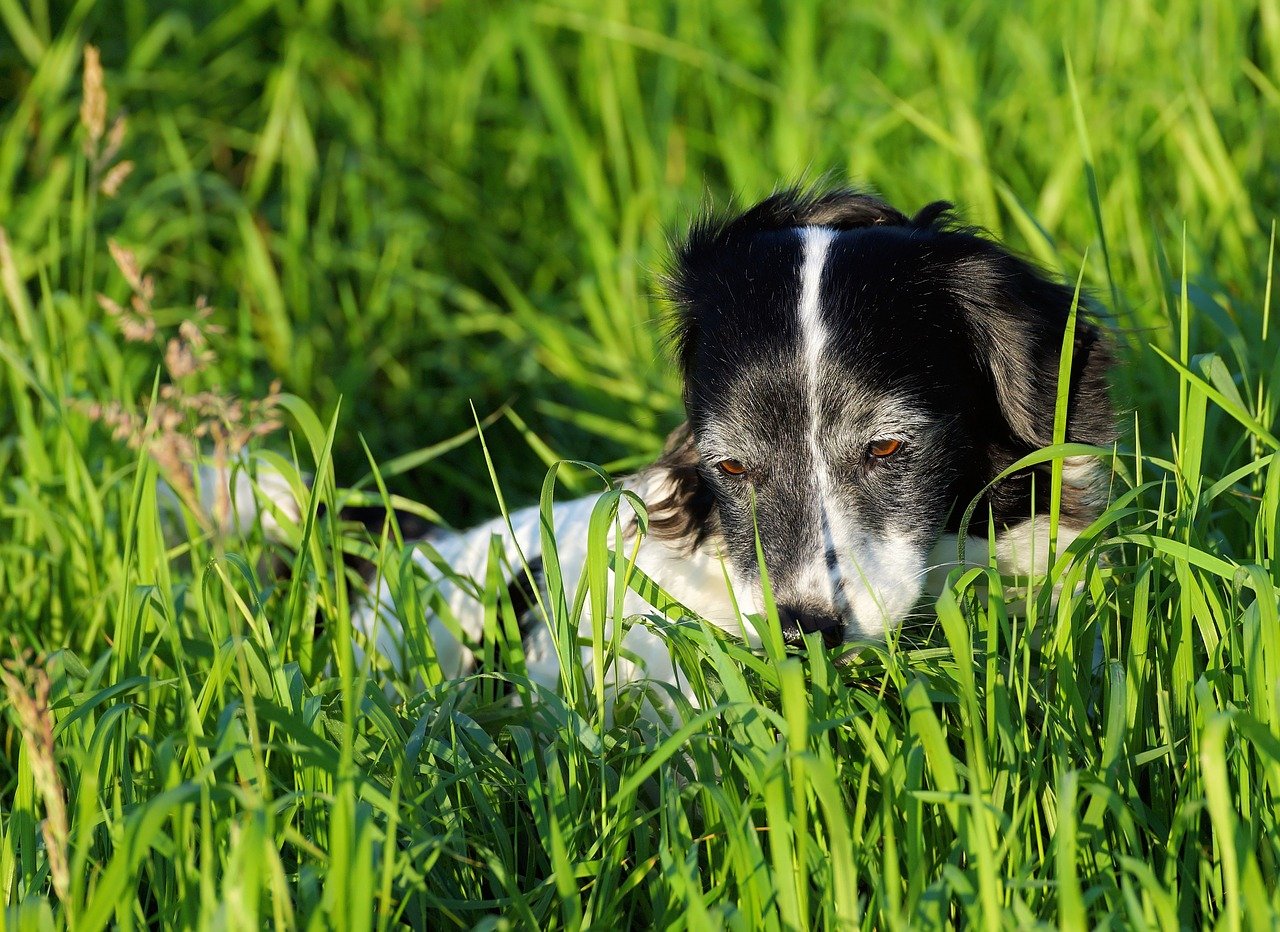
[[3, 0, 1280, 927]]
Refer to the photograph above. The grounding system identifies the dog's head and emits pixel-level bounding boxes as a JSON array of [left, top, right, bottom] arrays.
[[651, 188, 1114, 646]]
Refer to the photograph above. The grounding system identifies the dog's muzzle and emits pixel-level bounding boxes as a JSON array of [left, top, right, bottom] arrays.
[[778, 606, 844, 650]]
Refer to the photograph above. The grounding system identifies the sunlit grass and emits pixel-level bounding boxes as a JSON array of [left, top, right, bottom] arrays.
[[3, 0, 1280, 927]]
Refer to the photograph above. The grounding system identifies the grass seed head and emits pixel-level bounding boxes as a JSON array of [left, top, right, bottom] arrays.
[[1, 647, 70, 906], [81, 244, 284, 529], [79, 45, 105, 158], [100, 159, 134, 197]]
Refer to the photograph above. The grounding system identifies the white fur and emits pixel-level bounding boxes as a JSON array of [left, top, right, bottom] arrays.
[[841, 529, 926, 637], [926, 522, 1083, 603], [796, 227, 846, 616], [352, 470, 757, 707], [797, 227, 836, 391], [157, 460, 301, 540], [993, 519, 1081, 579]]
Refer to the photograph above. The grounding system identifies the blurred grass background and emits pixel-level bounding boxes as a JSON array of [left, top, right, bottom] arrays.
[[5, 0, 1280, 927]]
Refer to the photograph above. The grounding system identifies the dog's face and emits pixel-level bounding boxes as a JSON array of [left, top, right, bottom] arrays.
[[655, 189, 1113, 646]]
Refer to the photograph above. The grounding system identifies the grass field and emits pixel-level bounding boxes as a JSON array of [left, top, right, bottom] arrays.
[[3, 0, 1280, 927]]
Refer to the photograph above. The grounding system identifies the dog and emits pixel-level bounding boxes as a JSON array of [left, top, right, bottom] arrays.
[[175, 187, 1114, 703], [332, 187, 1115, 702]]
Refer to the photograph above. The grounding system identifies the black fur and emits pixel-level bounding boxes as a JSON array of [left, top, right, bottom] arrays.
[[650, 186, 1114, 640]]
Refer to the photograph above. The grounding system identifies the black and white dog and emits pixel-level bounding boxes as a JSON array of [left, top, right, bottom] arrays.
[[183, 188, 1113, 696], [337, 187, 1114, 697]]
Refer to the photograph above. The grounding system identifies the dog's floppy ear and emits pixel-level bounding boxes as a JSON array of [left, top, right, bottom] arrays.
[[644, 422, 717, 548], [946, 236, 1115, 451]]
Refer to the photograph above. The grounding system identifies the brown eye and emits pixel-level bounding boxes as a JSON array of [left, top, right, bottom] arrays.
[[867, 438, 903, 459], [717, 459, 748, 476]]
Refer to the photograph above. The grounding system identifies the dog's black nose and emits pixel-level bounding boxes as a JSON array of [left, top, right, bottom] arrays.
[[778, 607, 844, 651]]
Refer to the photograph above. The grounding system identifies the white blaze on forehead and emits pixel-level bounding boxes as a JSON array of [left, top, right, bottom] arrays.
[[796, 226, 836, 481], [797, 227, 837, 391], [795, 227, 847, 612]]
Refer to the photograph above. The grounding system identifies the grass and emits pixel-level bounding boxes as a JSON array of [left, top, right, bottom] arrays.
[[3, 0, 1280, 926]]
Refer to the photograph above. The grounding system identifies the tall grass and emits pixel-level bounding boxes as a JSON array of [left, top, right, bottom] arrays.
[[2, 0, 1280, 927]]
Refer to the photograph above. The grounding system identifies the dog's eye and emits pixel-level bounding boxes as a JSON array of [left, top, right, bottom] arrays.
[[867, 438, 903, 459], [716, 459, 748, 476]]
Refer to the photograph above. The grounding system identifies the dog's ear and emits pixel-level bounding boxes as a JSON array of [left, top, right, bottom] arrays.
[[947, 238, 1115, 451], [644, 422, 717, 548]]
